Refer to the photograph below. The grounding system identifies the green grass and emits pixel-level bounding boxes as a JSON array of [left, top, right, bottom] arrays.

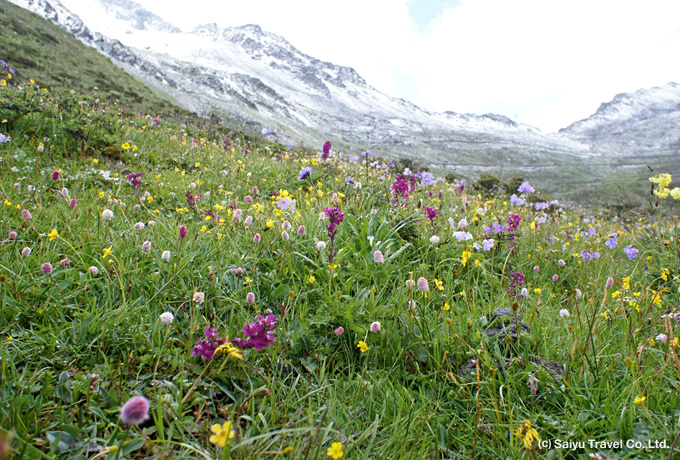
[[1, 63, 680, 460]]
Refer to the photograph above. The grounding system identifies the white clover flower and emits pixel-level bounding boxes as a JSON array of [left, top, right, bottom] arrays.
[[89, 266, 99, 275], [161, 250, 171, 261], [134, 222, 145, 230], [102, 209, 114, 221], [160, 312, 174, 324], [316, 241, 327, 251], [429, 235, 440, 245]]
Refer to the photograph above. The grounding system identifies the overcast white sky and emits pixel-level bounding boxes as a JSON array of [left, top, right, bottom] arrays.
[[67, 0, 680, 132]]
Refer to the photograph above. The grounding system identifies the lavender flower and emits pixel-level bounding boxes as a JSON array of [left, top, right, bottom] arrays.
[[517, 181, 535, 193], [417, 277, 429, 292], [623, 245, 639, 260], [298, 167, 312, 181], [120, 395, 150, 425], [192, 327, 227, 360]]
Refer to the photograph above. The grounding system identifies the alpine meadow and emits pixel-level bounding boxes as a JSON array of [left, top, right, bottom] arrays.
[[1, 1, 680, 459]]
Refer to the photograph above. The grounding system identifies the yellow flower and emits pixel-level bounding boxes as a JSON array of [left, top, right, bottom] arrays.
[[215, 342, 243, 360], [624, 356, 634, 368], [102, 245, 113, 259], [654, 187, 670, 199], [265, 220, 274, 230], [433, 279, 444, 291], [209, 421, 235, 447], [671, 187, 680, 200], [649, 173, 672, 188], [443, 303, 450, 311], [47, 228, 59, 241], [146, 196, 153, 203], [534, 288, 542, 295], [309, 275, 316, 285], [357, 341, 369, 353], [461, 251, 471, 267], [326, 442, 343, 459], [121, 142, 131, 150], [514, 420, 540, 450], [328, 264, 338, 270], [634, 396, 646, 405]]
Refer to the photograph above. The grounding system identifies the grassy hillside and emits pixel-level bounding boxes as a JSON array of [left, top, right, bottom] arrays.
[[1, 53, 680, 459], [0, 0, 186, 118]]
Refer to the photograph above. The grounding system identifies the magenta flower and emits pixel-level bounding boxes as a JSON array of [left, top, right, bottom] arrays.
[[179, 225, 188, 239], [235, 267, 244, 276], [60, 258, 70, 267], [192, 327, 227, 360], [21, 209, 32, 220], [233, 314, 277, 350], [69, 199, 77, 208], [297, 225, 306, 236], [334, 326, 344, 336], [8, 231, 17, 239], [424, 206, 438, 222], [552, 274, 559, 282], [507, 272, 525, 300], [120, 395, 150, 425], [41, 263, 53, 275], [51, 170, 61, 180], [321, 141, 332, 161], [253, 233, 261, 243]]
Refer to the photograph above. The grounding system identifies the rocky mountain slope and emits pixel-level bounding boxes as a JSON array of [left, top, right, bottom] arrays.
[[7, 0, 680, 204]]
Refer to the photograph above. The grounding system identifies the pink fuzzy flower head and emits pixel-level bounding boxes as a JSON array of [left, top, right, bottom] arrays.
[[233, 209, 242, 221], [534, 266, 540, 272], [21, 247, 31, 257], [606, 277, 614, 288], [141, 240, 152, 252], [8, 231, 17, 240], [252, 186, 258, 195], [334, 326, 344, 336], [244, 215, 253, 226], [120, 395, 150, 425], [178, 225, 188, 239], [370, 321, 381, 333], [417, 277, 429, 292], [51, 170, 61, 180], [253, 233, 261, 243], [552, 274, 559, 282], [373, 250, 384, 264], [245, 195, 253, 203], [246, 292, 255, 304], [60, 258, 70, 267], [656, 333, 668, 343], [235, 267, 244, 276], [69, 199, 77, 208], [41, 262, 53, 275], [297, 225, 306, 236], [21, 209, 32, 220]]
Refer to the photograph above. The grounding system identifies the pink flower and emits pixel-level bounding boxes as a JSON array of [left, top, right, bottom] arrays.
[[8, 231, 17, 239], [41, 262, 53, 275], [179, 225, 188, 239], [21, 209, 32, 220], [120, 395, 150, 425], [193, 292, 205, 304], [297, 225, 306, 236], [606, 277, 614, 288], [252, 186, 258, 195], [246, 292, 255, 304], [51, 170, 61, 180], [141, 240, 152, 252], [334, 327, 345, 336], [89, 266, 99, 275], [60, 258, 71, 267], [235, 267, 244, 276], [69, 199, 77, 208], [245, 195, 253, 203], [253, 234, 261, 243], [656, 333, 668, 343], [417, 277, 429, 292], [245, 216, 253, 226], [370, 321, 381, 332], [552, 274, 559, 282], [21, 247, 31, 257], [534, 266, 540, 271], [559, 309, 570, 318], [373, 250, 384, 264], [233, 209, 242, 221]]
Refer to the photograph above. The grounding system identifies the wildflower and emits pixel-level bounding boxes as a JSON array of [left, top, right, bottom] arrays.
[[21, 209, 32, 220], [232, 314, 277, 350], [214, 341, 243, 360], [321, 141, 332, 161], [623, 245, 639, 260], [102, 209, 114, 221], [552, 274, 559, 282], [22, 247, 31, 257], [102, 246, 113, 259], [453, 231, 473, 241], [282, 231, 290, 241], [193, 292, 205, 304], [296, 224, 306, 236], [514, 419, 540, 450], [47, 228, 58, 241], [605, 233, 618, 249], [520, 287, 529, 298], [606, 277, 614, 288], [246, 292, 255, 304], [41, 263, 53, 275], [209, 422, 236, 447], [357, 341, 369, 353], [235, 267, 244, 275], [309, 275, 316, 285], [482, 239, 495, 251], [507, 272, 525, 300], [253, 233, 261, 243], [430, 235, 440, 245], [233, 209, 242, 221], [574, 288, 582, 299], [370, 321, 381, 332], [558, 259, 566, 267], [160, 312, 174, 324], [179, 225, 188, 239], [559, 309, 570, 318], [244, 215, 253, 226], [656, 333, 668, 343], [141, 240, 152, 252], [517, 181, 535, 193], [671, 187, 680, 200], [161, 250, 171, 261], [8, 231, 17, 240], [326, 442, 344, 459], [424, 206, 438, 221], [334, 327, 345, 336], [527, 373, 539, 396], [51, 170, 61, 180], [298, 167, 312, 181], [87, 266, 98, 275], [60, 258, 70, 267], [373, 250, 384, 264], [649, 173, 672, 187], [120, 395, 150, 425], [417, 277, 429, 292], [316, 241, 327, 251], [634, 396, 646, 405], [134, 222, 145, 230], [192, 327, 226, 360]]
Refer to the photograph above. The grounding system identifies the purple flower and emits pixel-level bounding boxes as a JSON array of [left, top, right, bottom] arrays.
[[623, 245, 639, 260], [233, 314, 277, 350], [126, 172, 142, 190], [334, 326, 344, 336], [51, 170, 61, 180], [507, 214, 521, 233], [517, 181, 535, 193], [69, 198, 77, 208], [298, 167, 312, 181], [417, 277, 429, 292], [41, 263, 53, 275], [60, 258, 70, 267], [297, 225, 306, 236], [192, 327, 227, 360], [605, 233, 618, 249], [277, 198, 295, 213], [253, 233, 261, 243], [482, 239, 495, 251], [424, 206, 438, 222], [507, 272, 525, 300], [321, 141, 332, 161], [510, 194, 525, 206], [120, 395, 150, 425], [370, 321, 381, 332], [179, 225, 188, 239]]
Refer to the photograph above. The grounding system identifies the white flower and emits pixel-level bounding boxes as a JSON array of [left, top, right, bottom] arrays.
[[160, 312, 174, 324], [282, 231, 290, 241], [141, 240, 152, 252], [316, 241, 327, 251], [559, 309, 570, 318], [429, 235, 440, 245], [89, 266, 99, 275], [161, 250, 171, 261], [22, 247, 32, 257], [102, 209, 114, 221], [453, 231, 473, 241], [148, 220, 156, 227], [134, 222, 145, 230], [193, 292, 205, 304]]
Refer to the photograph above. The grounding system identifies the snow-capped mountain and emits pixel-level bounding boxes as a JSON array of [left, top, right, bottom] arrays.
[[8, 0, 680, 200]]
